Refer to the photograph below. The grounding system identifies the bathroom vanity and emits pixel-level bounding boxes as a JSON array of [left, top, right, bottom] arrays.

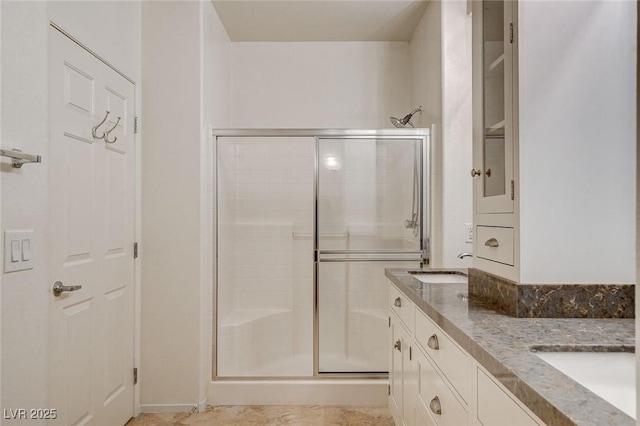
[[386, 269, 635, 426]]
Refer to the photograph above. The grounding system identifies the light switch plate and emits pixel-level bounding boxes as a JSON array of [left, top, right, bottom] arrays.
[[4, 230, 34, 273]]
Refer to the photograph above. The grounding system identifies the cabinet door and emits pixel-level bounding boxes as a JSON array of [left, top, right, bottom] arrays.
[[389, 313, 417, 426], [477, 369, 542, 426], [473, 0, 516, 214], [403, 333, 417, 426], [389, 315, 403, 424]]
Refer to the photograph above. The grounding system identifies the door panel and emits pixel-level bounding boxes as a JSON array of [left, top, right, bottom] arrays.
[[317, 138, 423, 252], [65, 300, 94, 425], [316, 137, 424, 374], [49, 27, 135, 426]]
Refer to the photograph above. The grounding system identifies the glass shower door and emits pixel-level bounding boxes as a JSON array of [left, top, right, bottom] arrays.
[[216, 136, 315, 377], [316, 137, 425, 373]]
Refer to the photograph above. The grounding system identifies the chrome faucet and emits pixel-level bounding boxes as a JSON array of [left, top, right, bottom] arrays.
[[457, 252, 473, 259]]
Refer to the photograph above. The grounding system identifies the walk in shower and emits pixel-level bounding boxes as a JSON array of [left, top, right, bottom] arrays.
[[214, 129, 429, 380]]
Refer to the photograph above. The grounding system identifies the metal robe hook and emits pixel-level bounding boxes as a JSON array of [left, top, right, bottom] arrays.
[[92, 111, 110, 140], [104, 116, 121, 144]]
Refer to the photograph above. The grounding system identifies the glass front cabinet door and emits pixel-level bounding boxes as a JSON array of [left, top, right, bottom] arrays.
[[473, 0, 516, 215]]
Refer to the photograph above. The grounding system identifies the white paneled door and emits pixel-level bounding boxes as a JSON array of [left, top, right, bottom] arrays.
[[48, 28, 135, 426]]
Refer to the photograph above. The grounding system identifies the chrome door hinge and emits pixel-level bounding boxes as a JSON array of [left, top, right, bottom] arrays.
[[133, 368, 138, 385], [134, 242, 139, 259], [134, 117, 139, 134], [509, 23, 514, 43], [510, 180, 515, 201]]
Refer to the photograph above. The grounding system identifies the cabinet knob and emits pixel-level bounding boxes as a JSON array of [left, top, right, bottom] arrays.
[[471, 169, 482, 177], [484, 238, 499, 248], [394, 339, 402, 352], [427, 334, 440, 350], [485, 168, 492, 177], [394, 297, 402, 308], [429, 396, 442, 415]]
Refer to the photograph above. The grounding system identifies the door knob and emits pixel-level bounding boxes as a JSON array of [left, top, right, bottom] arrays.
[[394, 339, 402, 352], [52, 281, 82, 297], [485, 168, 492, 177], [394, 297, 402, 307], [470, 169, 482, 177]]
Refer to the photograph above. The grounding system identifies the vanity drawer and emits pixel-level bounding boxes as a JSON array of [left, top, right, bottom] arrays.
[[477, 368, 542, 426], [415, 348, 468, 426], [415, 310, 469, 403], [476, 226, 514, 266], [389, 285, 414, 334]]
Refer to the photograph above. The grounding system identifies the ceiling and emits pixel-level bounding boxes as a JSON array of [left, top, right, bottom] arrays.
[[211, 0, 430, 42]]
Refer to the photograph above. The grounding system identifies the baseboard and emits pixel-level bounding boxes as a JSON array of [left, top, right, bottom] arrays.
[[198, 398, 207, 412], [140, 404, 199, 413], [208, 379, 388, 406]]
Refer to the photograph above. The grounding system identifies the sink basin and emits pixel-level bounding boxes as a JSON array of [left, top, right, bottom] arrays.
[[533, 348, 635, 418], [408, 271, 467, 284]]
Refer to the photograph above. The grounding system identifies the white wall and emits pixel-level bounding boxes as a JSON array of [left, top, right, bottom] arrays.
[[410, 0, 443, 266], [440, 1, 473, 268], [518, 0, 636, 284], [1, 2, 50, 414], [409, 0, 473, 268], [230, 42, 410, 129], [1, 0, 141, 416], [141, 0, 231, 409], [202, 0, 232, 404]]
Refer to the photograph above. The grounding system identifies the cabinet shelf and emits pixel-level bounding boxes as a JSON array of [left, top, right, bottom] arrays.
[[486, 120, 505, 136], [488, 54, 505, 72]]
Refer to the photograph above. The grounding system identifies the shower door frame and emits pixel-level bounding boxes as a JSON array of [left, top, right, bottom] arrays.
[[212, 128, 430, 381]]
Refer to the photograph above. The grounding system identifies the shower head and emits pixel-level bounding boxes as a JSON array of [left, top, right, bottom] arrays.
[[390, 106, 423, 128]]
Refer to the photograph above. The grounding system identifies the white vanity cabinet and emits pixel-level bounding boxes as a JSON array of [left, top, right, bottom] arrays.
[[389, 283, 545, 426], [414, 311, 469, 426], [389, 286, 417, 426]]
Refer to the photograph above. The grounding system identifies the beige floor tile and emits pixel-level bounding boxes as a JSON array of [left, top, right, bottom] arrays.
[[126, 405, 393, 426]]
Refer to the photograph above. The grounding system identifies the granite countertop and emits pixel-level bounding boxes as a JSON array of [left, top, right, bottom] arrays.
[[385, 268, 635, 426]]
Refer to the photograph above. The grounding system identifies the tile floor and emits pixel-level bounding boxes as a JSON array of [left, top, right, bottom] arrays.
[[126, 405, 394, 425]]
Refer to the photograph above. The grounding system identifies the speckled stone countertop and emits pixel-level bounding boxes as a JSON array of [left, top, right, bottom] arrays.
[[385, 268, 635, 426]]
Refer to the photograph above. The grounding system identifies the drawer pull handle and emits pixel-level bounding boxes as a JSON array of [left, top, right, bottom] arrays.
[[430, 396, 442, 415], [471, 169, 482, 177], [394, 339, 402, 352], [484, 238, 499, 248], [394, 297, 402, 308], [427, 334, 439, 350]]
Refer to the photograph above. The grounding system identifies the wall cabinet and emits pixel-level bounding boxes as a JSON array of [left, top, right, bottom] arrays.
[[472, 0, 519, 281], [389, 283, 544, 426], [471, 0, 635, 285]]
